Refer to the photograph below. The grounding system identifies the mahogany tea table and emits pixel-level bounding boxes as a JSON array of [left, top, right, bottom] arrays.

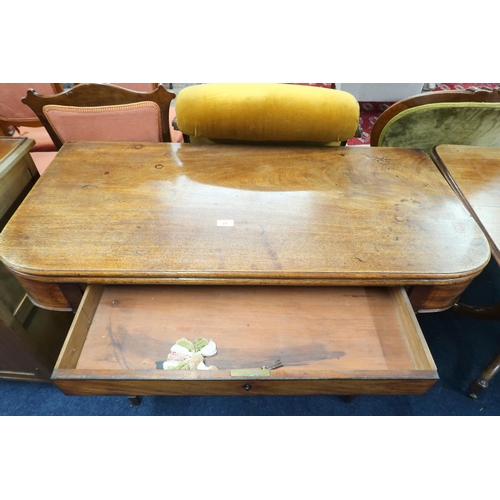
[[432, 145, 500, 398], [0, 142, 490, 397]]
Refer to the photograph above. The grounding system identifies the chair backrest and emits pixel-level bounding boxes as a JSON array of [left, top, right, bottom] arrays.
[[0, 83, 63, 134], [370, 86, 500, 153], [76, 83, 160, 92], [111, 83, 159, 92], [175, 83, 359, 146], [22, 83, 176, 149]]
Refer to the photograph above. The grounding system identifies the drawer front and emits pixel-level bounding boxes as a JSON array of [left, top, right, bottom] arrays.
[[52, 285, 438, 396]]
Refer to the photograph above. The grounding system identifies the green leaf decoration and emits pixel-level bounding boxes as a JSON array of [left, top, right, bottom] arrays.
[[176, 338, 194, 352], [194, 337, 209, 352], [167, 361, 189, 370]]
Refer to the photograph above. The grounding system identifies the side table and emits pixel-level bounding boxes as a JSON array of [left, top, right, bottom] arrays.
[[0, 137, 73, 382]]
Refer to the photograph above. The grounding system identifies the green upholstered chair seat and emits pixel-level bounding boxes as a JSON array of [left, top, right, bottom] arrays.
[[378, 102, 500, 153]]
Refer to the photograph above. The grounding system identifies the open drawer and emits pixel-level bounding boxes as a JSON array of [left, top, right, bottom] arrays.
[[52, 285, 438, 396]]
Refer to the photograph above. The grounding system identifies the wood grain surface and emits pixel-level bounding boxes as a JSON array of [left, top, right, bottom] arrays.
[[75, 285, 419, 371], [433, 145, 500, 264], [52, 284, 438, 396], [0, 142, 490, 287], [0, 137, 25, 163]]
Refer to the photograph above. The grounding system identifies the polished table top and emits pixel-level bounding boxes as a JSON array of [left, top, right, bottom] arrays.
[[0, 141, 490, 291], [433, 144, 500, 264], [0, 137, 26, 163]]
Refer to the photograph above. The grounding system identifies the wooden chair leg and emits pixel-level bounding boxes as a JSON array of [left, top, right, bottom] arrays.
[[468, 350, 500, 399]]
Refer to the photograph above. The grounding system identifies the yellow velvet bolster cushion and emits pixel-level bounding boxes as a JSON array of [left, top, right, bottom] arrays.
[[175, 83, 360, 143]]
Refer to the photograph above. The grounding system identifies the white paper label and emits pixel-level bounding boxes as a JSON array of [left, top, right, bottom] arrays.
[[217, 220, 234, 226]]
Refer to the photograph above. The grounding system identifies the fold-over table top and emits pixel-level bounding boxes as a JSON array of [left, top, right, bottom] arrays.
[[0, 142, 490, 285], [433, 144, 500, 264]]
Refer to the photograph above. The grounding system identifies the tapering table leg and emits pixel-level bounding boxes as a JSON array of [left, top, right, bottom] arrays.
[[453, 301, 500, 320], [468, 351, 500, 399]]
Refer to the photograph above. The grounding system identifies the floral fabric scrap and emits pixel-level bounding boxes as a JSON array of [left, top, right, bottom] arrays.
[[156, 337, 218, 371]]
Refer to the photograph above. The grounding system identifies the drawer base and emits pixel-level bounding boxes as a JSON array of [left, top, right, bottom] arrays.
[[52, 285, 438, 396]]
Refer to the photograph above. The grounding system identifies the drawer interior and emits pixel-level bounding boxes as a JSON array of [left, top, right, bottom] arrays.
[[53, 285, 438, 396]]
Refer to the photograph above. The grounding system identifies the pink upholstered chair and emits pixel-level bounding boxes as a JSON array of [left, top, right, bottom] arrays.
[[111, 84, 181, 143], [0, 83, 63, 152], [76, 83, 182, 143], [22, 83, 176, 174]]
